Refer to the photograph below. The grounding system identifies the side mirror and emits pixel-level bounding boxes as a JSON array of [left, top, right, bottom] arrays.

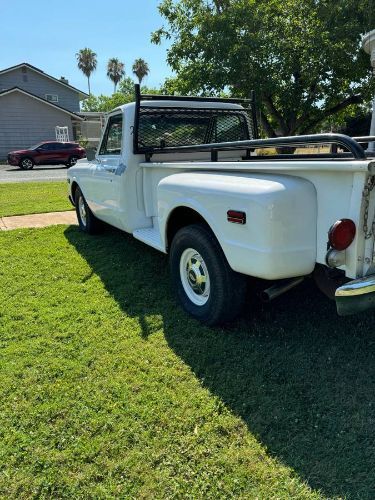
[[86, 148, 96, 161]]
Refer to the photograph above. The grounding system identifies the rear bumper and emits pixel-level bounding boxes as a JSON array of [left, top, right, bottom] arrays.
[[335, 275, 375, 315]]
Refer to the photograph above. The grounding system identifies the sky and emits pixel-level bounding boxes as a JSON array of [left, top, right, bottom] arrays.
[[0, 0, 173, 95]]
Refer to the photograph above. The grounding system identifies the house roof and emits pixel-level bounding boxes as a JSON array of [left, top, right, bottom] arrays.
[[0, 63, 89, 100], [0, 87, 83, 120]]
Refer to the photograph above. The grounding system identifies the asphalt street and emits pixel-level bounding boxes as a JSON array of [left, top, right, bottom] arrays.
[[0, 164, 69, 183]]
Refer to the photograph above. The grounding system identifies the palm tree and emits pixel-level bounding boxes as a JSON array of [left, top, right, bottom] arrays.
[[107, 58, 125, 93], [76, 48, 97, 95], [132, 58, 149, 85]]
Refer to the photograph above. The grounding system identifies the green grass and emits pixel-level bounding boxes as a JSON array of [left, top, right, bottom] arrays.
[[0, 181, 72, 217], [1, 226, 375, 498]]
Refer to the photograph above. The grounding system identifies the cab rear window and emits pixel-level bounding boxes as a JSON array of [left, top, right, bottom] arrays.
[[137, 108, 250, 151]]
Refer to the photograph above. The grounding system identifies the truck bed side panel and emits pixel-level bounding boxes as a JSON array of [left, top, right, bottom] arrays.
[[158, 172, 317, 280]]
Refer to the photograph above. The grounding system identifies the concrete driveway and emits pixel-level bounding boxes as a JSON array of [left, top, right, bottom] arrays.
[[0, 163, 69, 183]]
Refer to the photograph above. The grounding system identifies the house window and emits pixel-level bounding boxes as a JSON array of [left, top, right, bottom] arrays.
[[45, 94, 58, 103]]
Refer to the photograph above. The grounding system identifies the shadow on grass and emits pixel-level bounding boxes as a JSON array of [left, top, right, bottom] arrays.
[[4, 166, 68, 172], [65, 225, 375, 499]]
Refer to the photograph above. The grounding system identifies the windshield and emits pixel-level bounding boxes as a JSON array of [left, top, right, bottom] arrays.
[[29, 143, 43, 150]]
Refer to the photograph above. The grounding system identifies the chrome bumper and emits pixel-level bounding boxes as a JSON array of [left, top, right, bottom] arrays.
[[335, 274, 375, 315]]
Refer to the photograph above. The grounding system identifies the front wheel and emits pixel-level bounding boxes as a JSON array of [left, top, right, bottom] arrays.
[[19, 157, 34, 170], [74, 187, 101, 234], [170, 224, 247, 325]]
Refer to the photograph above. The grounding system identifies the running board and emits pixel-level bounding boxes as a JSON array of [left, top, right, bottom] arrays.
[[133, 227, 165, 252]]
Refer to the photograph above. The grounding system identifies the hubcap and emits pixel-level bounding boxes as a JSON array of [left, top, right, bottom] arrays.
[[180, 248, 210, 306], [23, 159, 32, 169], [78, 195, 87, 226]]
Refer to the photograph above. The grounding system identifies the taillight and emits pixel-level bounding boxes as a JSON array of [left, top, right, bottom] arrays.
[[328, 219, 356, 250]]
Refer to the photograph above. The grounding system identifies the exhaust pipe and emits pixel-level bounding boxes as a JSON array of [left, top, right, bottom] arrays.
[[260, 277, 304, 303]]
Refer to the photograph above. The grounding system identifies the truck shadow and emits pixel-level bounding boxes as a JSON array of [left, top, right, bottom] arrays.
[[65, 225, 375, 499]]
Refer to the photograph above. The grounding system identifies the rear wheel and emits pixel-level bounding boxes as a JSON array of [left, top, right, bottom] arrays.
[[66, 155, 79, 168], [170, 224, 247, 325], [19, 157, 34, 170], [75, 187, 101, 234]]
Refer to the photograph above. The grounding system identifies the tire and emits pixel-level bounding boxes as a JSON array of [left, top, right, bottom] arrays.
[[66, 156, 79, 168], [170, 224, 247, 325], [19, 157, 34, 170], [74, 187, 101, 234]]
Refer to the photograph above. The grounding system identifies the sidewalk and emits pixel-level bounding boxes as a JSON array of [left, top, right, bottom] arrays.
[[0, 211, 77, 231]]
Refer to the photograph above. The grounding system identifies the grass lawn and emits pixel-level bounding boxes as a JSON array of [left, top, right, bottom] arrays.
[[0, 181, 72, 217], [1, 226, 375, 498]]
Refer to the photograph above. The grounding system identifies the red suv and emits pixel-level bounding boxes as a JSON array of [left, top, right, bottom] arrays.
[[7, 141, 86, 170]]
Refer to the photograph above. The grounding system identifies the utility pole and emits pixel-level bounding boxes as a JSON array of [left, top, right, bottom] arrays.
[[362, 30, 375, 152]]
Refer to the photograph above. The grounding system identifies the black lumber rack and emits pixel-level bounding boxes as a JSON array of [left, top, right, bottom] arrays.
[[133, 84, 374, 162], [147, 134, 369, 160]]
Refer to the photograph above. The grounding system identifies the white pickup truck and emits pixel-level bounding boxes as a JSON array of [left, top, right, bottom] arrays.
[[67, 85, 375, 324]]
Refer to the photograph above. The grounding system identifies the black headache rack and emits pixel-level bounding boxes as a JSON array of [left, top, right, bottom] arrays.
[[132, 85, 373, 162]]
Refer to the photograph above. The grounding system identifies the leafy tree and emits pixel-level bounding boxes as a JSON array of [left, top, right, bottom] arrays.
[[81, 93, 133, 112], [107, 58, 125, 93], [76, 48, 97, 95], [341, 111, 371, 136], [119, 76, 137, 95], [132, 58, 150, 85], [119, 77, 163, 98], [81, 85, 164, 113], [153, 0, 374, 137], [140, 85, 163, 95]]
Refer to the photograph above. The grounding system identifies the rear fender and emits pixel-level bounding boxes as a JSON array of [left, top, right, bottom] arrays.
[[158, 171, 317, 280]]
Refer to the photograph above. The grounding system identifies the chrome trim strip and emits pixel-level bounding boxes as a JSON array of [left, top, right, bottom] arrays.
[[335, 275, 375, 297]]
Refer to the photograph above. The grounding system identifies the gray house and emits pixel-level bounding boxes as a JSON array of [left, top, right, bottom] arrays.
[[0, 63, 89, 159]]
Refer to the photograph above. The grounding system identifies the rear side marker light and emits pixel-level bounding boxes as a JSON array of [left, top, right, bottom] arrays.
[[328, 219, 356, 251], [227, 210, 246, 224]]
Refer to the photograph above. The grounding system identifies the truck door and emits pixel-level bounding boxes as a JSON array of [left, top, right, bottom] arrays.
[[91, 113, 123, 225]]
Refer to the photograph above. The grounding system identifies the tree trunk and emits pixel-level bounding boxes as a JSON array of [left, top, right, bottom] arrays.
[[275, 146, 296, 154]]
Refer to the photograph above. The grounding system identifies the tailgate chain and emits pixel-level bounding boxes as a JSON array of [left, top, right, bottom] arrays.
[[363, 175, 375, 239]]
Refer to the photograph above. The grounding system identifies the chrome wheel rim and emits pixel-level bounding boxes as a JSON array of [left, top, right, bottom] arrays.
[[22, 159, 33, 169], [78, 195, 87, 227], [70, 157, 78, 166], [180, 248, 210, 306]]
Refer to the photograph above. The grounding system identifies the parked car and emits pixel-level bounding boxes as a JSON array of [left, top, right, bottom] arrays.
[[7, 141, 86, 169]]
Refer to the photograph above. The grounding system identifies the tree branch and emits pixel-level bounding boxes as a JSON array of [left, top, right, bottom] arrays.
[[300, 95, 363, 134], [293, 81, 320, 133], [262, 94, 289, 135], [259, 110, 277, 137]]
